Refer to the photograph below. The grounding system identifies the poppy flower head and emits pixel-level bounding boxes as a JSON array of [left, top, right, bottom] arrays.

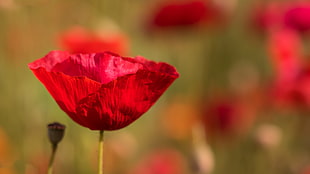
[[268, 29, 302, 82], [272, 64, 310, 109], [284, 3, 310, 33], [201, 94, 256, 140], [204, 98, 238, 133], [265, 28, 310, 109], [29, 51, 179, 130], [301, 165, 310, 174], [250, 2, 285, 34], [160, 96, 199, 140], [128, 149, 186, 174], [147, 0, 224, 31], [0, 128, 15, 167], [58, 26, 129, 55], [47, 122, 66, 145]]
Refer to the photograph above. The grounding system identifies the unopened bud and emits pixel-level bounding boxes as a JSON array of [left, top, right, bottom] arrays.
[[47, 122, 66, 145]]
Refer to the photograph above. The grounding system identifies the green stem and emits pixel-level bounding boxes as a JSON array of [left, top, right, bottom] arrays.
[[47, 144, 57, 174], [98, 130, 104, 174]]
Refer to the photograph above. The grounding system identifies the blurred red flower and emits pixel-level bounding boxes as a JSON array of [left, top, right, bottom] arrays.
[[58, 26, 129, 55], [203, 97, 240, 137], [128, 149, 187, 174], [284, 3, 310, 33], [0, 128, 15, 174], [270, 64, 310, 109], [25, 153, 48, 174], [268, 30, 298, 107], [301, 165, 310, 174], [160, 96, 199, 140], [251, 2, 310, 34], [147, 0, 224, 30], [268, 29, 302, 82], [250, 2, 285, 33], [268, 29, 310, 108], [202, 94, 257, 140], [28, 51, 179, 130]]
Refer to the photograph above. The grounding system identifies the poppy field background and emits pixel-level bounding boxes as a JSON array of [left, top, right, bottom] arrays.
[[1, 0, 310, 174]]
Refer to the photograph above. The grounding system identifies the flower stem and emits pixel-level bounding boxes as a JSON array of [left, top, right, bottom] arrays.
[[98, 130, 104, 174], [47, 144, 57, 174]]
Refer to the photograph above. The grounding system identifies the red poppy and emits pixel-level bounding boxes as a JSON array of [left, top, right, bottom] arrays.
[[284, 3, 310, 33], [270, 63, 310, 109], [0, 128, 15, 174], [266, 29, 310, 108], [58, 26, 129, 55], [28, 51, 179, 130], [203, 97, 241, 137], [301, 165, 310, 174], [128, 149, 186, 174], [202, 94, 257, 140], [147, 0, 224, 30], [268, 29, 302, 82], [160, 96, 199, 140], [250, 2, 285, 34]]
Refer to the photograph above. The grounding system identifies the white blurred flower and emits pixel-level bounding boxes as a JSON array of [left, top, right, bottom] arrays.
[[192, 123, 215, 174], [213, 0, 238, 14], [0, 0, 17, 10], [108, 132, 137, 159], [255, 124, 282, 149]]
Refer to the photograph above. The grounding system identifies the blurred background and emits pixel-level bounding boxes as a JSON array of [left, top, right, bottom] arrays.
[[2, 0, 310, 173]]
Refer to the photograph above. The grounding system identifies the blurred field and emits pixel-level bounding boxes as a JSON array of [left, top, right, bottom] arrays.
[[1, 0, 310, 174]]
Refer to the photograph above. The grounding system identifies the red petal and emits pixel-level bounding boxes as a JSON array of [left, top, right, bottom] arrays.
[[75, 70, 177, 130], [29, 67, 101, 123], [52, 52, 143, 84], [28, 50, 70, 71]]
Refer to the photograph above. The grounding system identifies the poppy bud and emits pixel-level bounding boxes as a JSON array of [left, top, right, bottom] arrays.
[[47, 122, 66, 145]]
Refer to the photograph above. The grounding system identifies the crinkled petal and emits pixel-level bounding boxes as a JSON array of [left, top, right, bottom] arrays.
[[75, 69, 178, 130], [29, 67, 101, 124], [134, 56, 180, 77], [28, 50, 70, 71], [52, 52, 143, 84]]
